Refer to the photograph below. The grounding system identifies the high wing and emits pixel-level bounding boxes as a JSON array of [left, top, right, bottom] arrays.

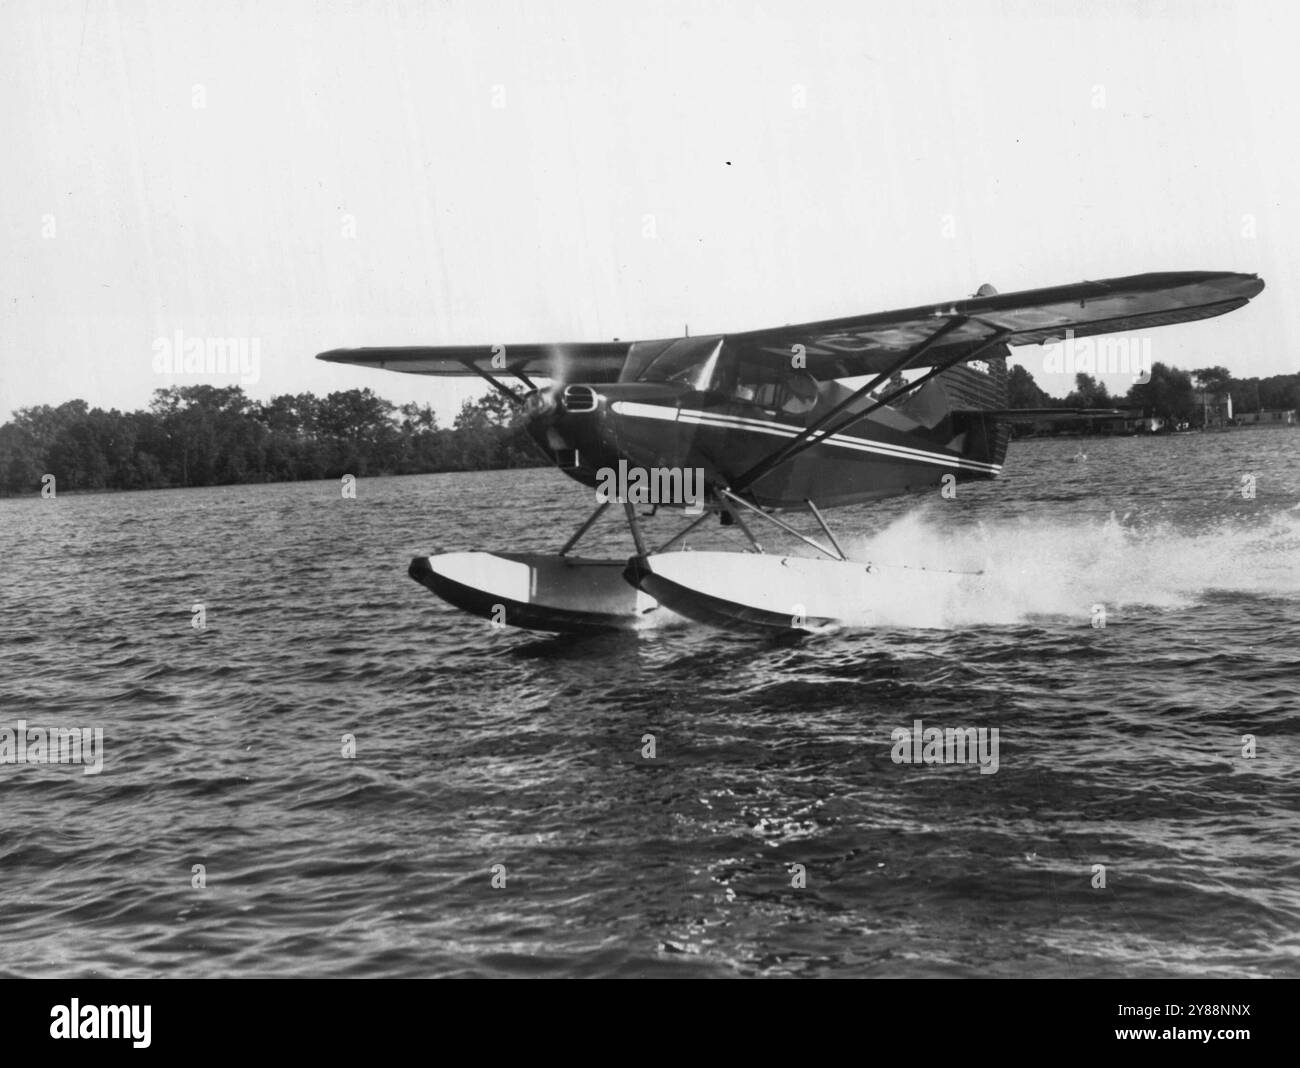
[[316, 341, 630, 384], [316, 270, 1263, 383], [730, 270, 1264, 378]]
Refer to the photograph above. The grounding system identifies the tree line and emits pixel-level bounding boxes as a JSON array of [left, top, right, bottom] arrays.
[[0, 386, 543, 495], [1006, 363, 1299, 430], [3, 364, 1295, 494]]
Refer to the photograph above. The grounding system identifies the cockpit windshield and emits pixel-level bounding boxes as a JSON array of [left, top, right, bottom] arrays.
[[635, 338, 725, 390]]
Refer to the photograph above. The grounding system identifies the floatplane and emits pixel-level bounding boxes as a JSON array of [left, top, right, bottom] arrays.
[[318, 270, 1264, 633]]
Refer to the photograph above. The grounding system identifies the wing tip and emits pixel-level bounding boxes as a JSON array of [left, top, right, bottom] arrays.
[[1201, 269, 1264, 299]]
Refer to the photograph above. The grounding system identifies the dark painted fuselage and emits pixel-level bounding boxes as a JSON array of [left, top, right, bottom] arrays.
[[525, 357, 1010, 512]]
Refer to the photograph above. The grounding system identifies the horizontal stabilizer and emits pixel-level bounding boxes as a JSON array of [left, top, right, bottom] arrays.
[[956, 407, 1125, 422]]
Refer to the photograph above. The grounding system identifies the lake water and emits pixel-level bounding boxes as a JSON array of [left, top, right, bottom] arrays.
[[1, 431, 1298, 977]]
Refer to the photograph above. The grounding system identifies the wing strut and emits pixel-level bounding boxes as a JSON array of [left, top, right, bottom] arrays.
[[730, 316, 971, 491], [510, 366, 538, 391], [732, 326, 1012, 492], [460, 359, 526, 405]]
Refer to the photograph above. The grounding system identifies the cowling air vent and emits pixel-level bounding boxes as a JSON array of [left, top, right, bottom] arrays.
[[562, 385, 598, 413]]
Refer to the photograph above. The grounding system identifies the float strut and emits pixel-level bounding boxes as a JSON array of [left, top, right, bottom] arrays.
[[806, 500, 846, 561], [558, 501, 611, 557], [623, 502, 649, 556]]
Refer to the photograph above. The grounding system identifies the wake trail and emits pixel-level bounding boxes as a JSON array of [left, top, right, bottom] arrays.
[[831, 507, 1300, 629]]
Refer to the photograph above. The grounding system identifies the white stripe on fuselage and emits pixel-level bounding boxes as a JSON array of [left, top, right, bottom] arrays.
[[608, 400, 1002, 474]]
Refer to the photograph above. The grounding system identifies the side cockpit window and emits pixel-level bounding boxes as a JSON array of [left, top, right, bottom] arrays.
[[732, 359, 820, 417], [629, 340, 820, 418]]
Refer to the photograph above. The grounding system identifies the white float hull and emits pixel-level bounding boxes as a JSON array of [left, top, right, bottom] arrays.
[[411, 548, 970, 635], [626, 550, 970, 632], [409, 551, 660, 633]]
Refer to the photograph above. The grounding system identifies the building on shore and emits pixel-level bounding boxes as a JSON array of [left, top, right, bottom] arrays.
[[1095, 410, 1165, 434], [1234, 408, 1297, 426], [1199, 390, 1233, 429], [1014, 406, 1294, 437]]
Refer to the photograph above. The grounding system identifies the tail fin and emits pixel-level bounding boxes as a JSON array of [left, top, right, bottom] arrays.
[[940, 349, 1012, 475], [936, 281, 1011, 472]]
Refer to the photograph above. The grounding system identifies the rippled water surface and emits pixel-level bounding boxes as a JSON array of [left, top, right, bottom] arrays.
[[2, 431, 1298, 977]]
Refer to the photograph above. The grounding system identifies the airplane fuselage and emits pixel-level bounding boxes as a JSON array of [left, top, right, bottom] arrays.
[[527, 369, 1008, 512]]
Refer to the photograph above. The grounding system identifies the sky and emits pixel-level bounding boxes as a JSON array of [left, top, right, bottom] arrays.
[[2, 0, 1295, 425]]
